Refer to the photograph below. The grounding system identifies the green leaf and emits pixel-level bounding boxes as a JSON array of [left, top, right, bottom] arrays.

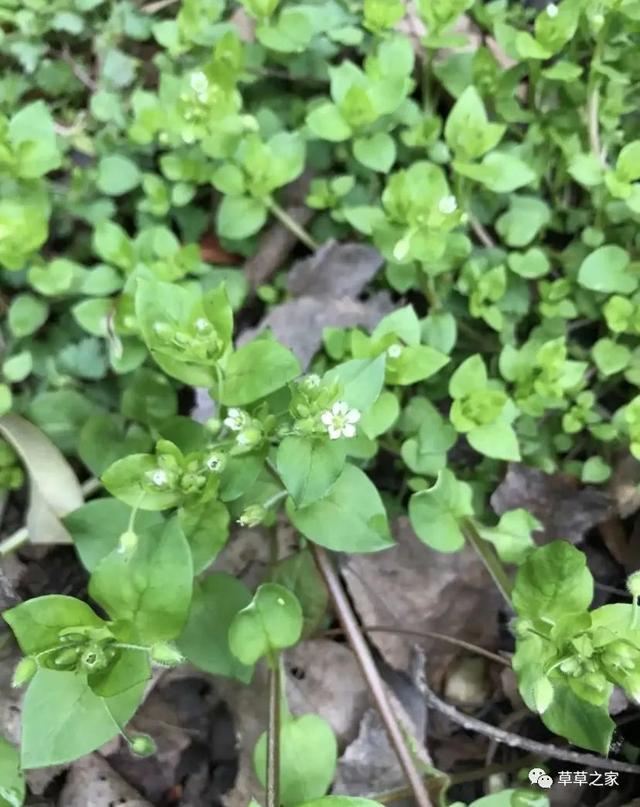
[[228, 583, 303, 665], [324, 355, 386, 413], [89, 517, 193, 642], [386, 344, 449, 385], [512, 541, 593, 621], [577, 245, 637, 294], [20, 668, 144, 768], [102, 453, 183, 510], [0, 736, 25, 807], [97, 154, 141, 196], [71, 298, 113, 336], [217, 195, 268, 240], [306, 102, 352, 142], [254, 714, 337, 805], [178, 499, 230, 573], [299, 800, 386, 807], [79, 414, 151, 476], [468, 421, 521, 461], [444, 86, 505, 160], [541, 680, 614, 755], [449, 354, 487, 398], [454, 152, 536, 193], [271, 549, 329, 638], [177, 572, 253, 683], [616, 140, 640, 182], [508, 248, 550, 279], [64, 497, 163, 572], [408, 469, 474, 552], [277, 436, 346, 507], [8, 294, 48, 338], [9, 101, 62, 178], [28, 389, 98, 454], [353, 132, 396, 172], [478, 509, 540, 565], [3, 595, 105, 655], [496, 196, 550, 247], [287, 463, 393, 553], [221, 339, 300, 405], [593, 338, 631, 376]]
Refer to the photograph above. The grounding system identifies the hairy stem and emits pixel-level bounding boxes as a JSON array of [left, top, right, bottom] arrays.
[[312, 546, 434, 807], [268, 199, 319, 252], [462, 520, 513, 609]]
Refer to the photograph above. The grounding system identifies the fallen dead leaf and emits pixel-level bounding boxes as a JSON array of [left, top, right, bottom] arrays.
[[58, 754, 152, 807], [342, 517, 502, 689], [491, 464, 613, 544]]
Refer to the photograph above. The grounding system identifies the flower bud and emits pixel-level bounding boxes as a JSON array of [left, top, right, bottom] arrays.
[[205, 417, 222, 434], [150, 642, 184, 667], [236, 427, 262, 448], [238, 504, 267, 528], [205, 451, 226, 473], [129, 733, 157, 757], [12, 657, 37, 687], [118, 530, 138, 554], [627, 570, 640, 598]]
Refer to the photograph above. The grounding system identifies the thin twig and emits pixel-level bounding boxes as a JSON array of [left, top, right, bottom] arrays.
[[0, 477, 101, 557], [425, 685, 640, 775], [266, 661, 281, 807], [311, 546, 434, 807], [60, 48, 97, 91], [468, 215, 496, 248], [268, 199, 319, 252], [141, 0, 179, 13], [324, 625, 510, 667], [462, 520, 513, 610]]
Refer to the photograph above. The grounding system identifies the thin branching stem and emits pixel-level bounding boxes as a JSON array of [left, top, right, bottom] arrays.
[[312, 545, 434, 807]]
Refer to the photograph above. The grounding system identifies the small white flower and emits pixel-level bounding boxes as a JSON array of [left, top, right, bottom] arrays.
[[321, 401, 361, 440], [438, 194, 458, 215], [150, 469, 168, 487], [190, 71, 209, 99], [194, 317, 210, 333], [546, 2, 559, 17], [304, 373, 321, 388], [224, 408, 247, 431], [387, 343, 403, 359], [206, 454, 222, 471]]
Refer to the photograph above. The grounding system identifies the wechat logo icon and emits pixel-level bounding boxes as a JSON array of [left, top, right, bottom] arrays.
[[529, 768, 554, 789]]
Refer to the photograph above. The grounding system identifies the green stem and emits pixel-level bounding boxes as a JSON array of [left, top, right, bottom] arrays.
[[266, 653, 281, 807], [263, 489, 288, 510], [268, 198, 319, 251], [462, 519, 513, 609]]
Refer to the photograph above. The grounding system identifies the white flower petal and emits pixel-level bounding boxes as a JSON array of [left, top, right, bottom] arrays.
[[321, 411, 334, 426], [345, 409, 361, 423], [342, 424, 356, 438], [333, 401, 348, 415], [328, 426, 341, 440]]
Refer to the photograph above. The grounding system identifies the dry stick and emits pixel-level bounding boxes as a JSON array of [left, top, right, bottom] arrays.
[[468, 215, 496, 248], [425, 685, 640, 776], [266, 661, 281, 807], [311, 546, 434, 807], [324, 625, 510, 667], [141, 0, 179, 13], [365, 626, 511, 668]]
